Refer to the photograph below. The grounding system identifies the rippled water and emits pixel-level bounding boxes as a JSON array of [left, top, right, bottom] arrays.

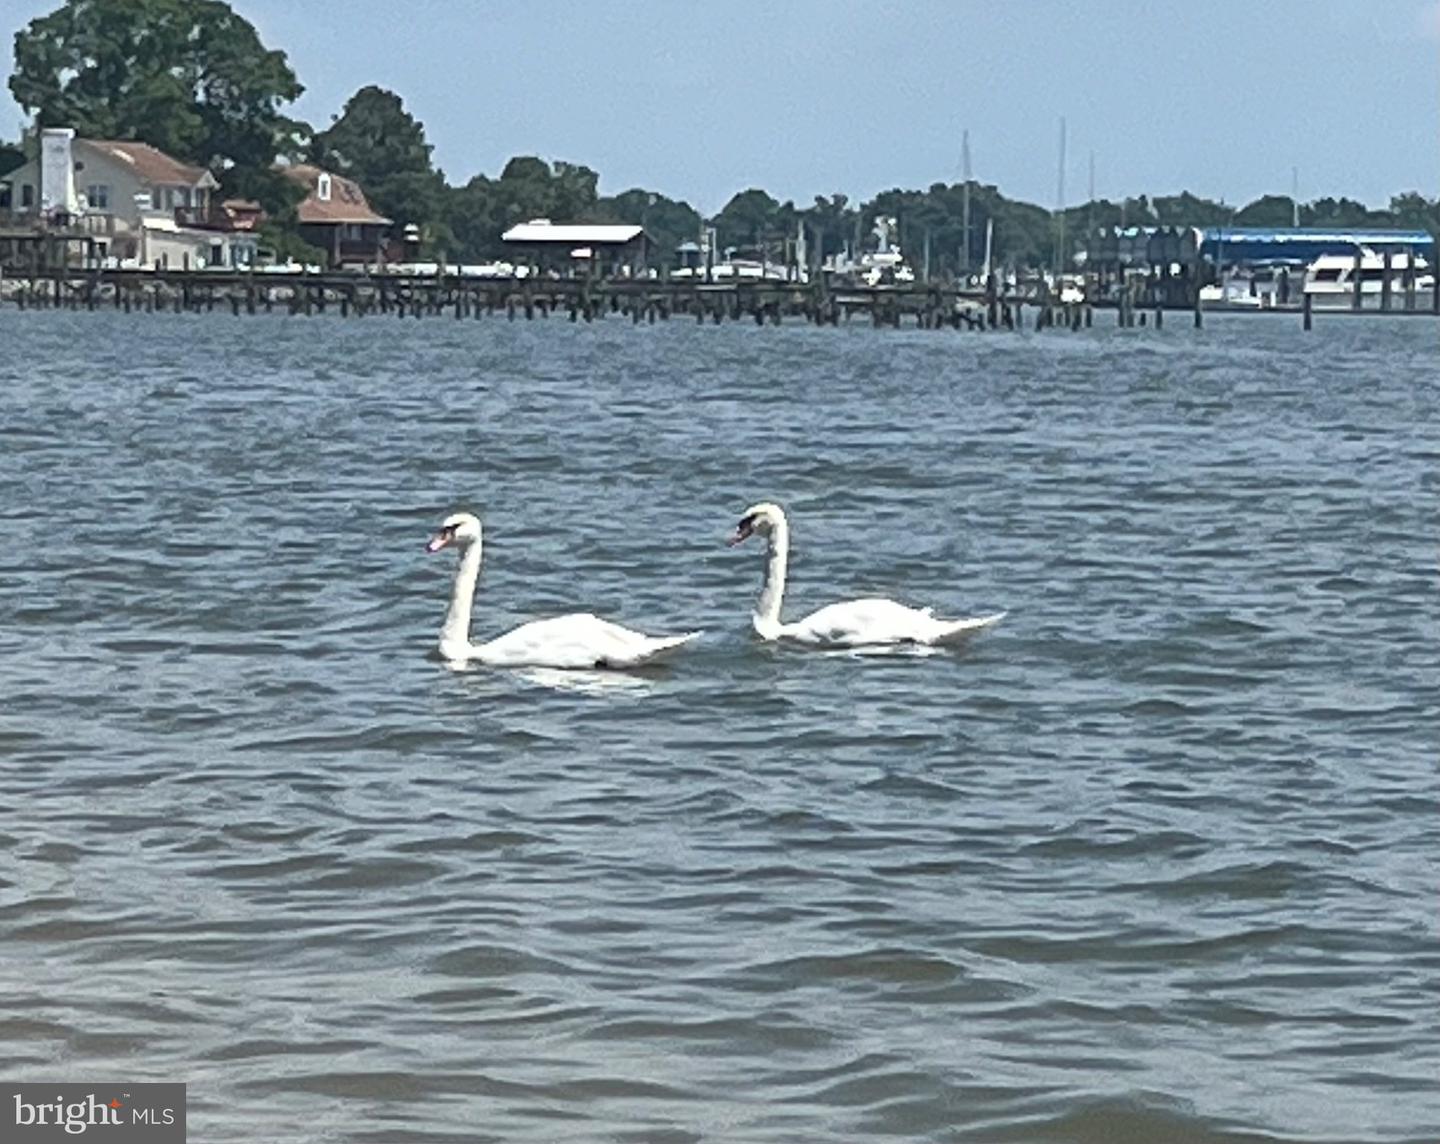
[[1, 309, 1437, 1142]]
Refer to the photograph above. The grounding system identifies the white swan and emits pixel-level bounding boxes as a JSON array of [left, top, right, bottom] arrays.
[[727, 502, 1005, 648], [427, 512, 700, 669]]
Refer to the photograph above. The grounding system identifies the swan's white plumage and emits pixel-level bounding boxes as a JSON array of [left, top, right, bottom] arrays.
[[781, 597, 1005, 648], [730, 502, 1004, 649], [469, 612, 697, 668], [429, 512, 699, 669]]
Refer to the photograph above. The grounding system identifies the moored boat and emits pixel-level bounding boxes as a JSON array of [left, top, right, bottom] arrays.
[[1302, 249, 1434, 308]]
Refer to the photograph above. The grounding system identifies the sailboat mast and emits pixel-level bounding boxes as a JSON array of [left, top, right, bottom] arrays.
[[1055, 116, 1067, 277], [961, 128, 972, 276], [1087, 150, 1095, 255]]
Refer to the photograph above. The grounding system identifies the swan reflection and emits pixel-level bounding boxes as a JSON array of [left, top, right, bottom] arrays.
[[514, 667, 656, 695]]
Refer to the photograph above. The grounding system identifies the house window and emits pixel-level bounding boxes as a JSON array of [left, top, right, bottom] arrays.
[[317, 173, 331, 202], [86, 183, 110, 210], [22, 183, 35, 208]]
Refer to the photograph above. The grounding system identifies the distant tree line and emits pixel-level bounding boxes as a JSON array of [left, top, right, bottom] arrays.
[[4, 0, 1439, 271]]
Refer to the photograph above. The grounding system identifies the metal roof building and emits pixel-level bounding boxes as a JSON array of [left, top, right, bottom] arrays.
[[501, 220, 645, 246], [1200, 227, 1435, 265], [500, 219, 649, 273]]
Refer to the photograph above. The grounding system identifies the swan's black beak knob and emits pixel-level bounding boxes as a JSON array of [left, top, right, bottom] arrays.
[[726, 516, 756, 546]]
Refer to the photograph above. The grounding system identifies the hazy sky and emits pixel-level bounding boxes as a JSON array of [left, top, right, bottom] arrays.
[[2, 1, 1437, 214]]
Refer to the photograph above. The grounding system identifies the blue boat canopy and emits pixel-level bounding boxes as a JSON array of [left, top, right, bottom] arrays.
[[1201, 227, 1435, 265]]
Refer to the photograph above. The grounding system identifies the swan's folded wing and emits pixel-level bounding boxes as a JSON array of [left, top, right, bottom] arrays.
[[477, 613, 698, 669], [791, 599, 1003, 647], [571, 615, 701, 666], [790, 598, 936, 646]]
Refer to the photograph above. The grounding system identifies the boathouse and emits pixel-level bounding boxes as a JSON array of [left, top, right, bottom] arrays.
[[501, 219, 649, 276]]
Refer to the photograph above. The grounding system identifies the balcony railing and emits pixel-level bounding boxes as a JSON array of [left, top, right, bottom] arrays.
[[174, 205, 263, 232], [174, 206, 223, 230], [79, 213, 120, 236], [0, 207, 119, 236]]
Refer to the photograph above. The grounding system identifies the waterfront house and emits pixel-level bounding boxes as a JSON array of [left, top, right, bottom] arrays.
[[282, 164, 391, 269], [0, 128, 259, 268]]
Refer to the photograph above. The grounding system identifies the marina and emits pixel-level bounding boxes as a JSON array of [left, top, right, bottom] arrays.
[[4, 133, 1436, 333], [1, 257, 1437, 331], [4, 200, 1436, 333]]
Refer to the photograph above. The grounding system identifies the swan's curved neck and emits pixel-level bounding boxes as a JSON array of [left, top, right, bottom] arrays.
[[754, 517, 789, 638], [440, 539, 481, 659]]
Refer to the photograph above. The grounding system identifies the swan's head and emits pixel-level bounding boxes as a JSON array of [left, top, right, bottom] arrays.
[[426, 512, 481, 553], [727, 502, 785, 547]]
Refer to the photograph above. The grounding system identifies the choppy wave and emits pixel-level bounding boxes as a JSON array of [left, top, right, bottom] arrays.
[[0, 311, 1436, 1141]]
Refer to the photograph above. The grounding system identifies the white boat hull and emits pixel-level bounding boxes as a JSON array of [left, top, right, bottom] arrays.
[[1304, 281, 1437, 309], [1302, 248, 1434, 309]]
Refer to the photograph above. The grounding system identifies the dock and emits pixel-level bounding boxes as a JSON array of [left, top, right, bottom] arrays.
[[0, 266, 1436, 331]]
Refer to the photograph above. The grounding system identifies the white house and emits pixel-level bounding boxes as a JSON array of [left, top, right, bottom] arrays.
[[1, 128, 259, 268]]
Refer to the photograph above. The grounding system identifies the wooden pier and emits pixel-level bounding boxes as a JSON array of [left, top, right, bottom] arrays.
[[0, 266, 1435, 330], [0, 267, 1048, 330]]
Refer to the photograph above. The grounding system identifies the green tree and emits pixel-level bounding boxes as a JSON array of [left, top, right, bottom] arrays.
[[310, 85, 445, 234], [444, 174, 502, 262], [1065, 199, 1130, 233], [9, 0, 304, 209], [442, 156, 603, 262], [1233, 194, 1297, 227], [590, 188, 701, 260], [712, 188, 793, 255], [986, 189, 1052, 269], [549, 161, 600, 220], [1300, 196, 1384, 228], [1152, 191, 1230, 227], [0, 138, 22, 177], [1388, 192, 1440, 238], [492, 156, 599, 225], [798, 193, 858, 262], [1118, 195, 1158, 226]]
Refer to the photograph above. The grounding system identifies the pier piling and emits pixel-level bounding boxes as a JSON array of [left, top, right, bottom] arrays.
[[6, 265, 1435, 334]]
